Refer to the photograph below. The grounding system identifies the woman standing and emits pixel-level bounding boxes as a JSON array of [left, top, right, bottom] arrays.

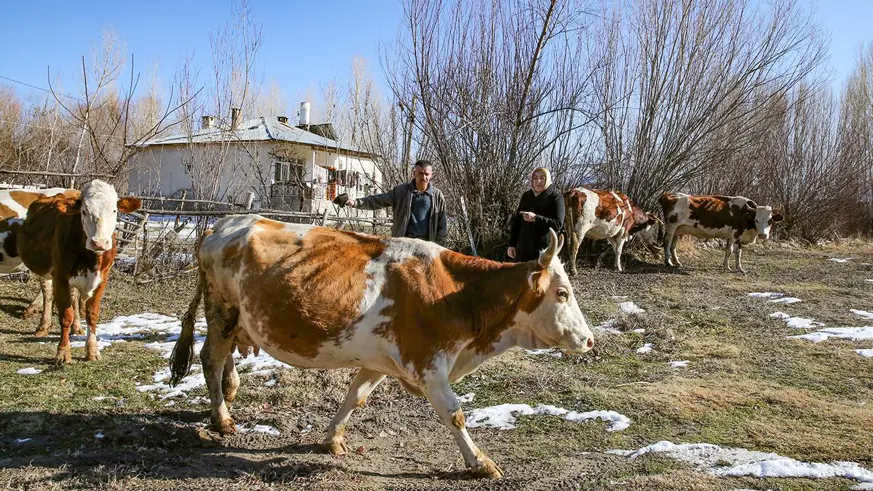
[[508, 168, 565, 262]]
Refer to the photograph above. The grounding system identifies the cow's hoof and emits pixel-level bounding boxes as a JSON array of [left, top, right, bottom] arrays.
[[34, 329, 49, 338], [322, 437, 349, 456], [214, 418, 237, 435], [54, 350, 72, 367], [86, 350, 101, 362], [72, 326, 85, 336], [22, 307, 37, 319], [470, 458, 503, 479]]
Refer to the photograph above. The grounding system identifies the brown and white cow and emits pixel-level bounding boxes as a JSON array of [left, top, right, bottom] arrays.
[[169, 215, 594, 478], [15, 180, 141, 364], [659, 193, 783, 273], [563, 188, 660, 274], [0, 187, 86, 335]]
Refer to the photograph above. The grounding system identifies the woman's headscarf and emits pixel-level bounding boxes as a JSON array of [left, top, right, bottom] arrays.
[[531, 167, 552, 190]]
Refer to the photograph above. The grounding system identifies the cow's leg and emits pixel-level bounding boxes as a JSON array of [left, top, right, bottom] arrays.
[[71, 288, 84, 336], [201, 299, 239, 435], [735, 241, 746, 274], [222, 353, 240, 408], [53, 279, 74, 366], [723, 241, 734, 271], [611, 235, 627, 272], [23, 283, 43, 319], [670, 236, 682, 268], [424, 378, 502, 479], [322, 368, 386, 455], [663, 226, 676, 266], [33, 278, 52, 337], [83, 280, 107, 362], [568, 225, 591, 275]]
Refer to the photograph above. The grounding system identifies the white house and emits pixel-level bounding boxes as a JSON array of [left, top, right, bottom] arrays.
[[128, 104, 383, 216]]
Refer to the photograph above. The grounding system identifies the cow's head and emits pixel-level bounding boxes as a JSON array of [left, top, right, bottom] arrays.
[[518, 229, 594, 354], [55, 180, 142, 254], [745, 202, 783, 240], [632, 212, 664, 247]]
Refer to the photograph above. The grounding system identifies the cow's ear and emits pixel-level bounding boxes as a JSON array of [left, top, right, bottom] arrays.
[[772, 213, 784, 222], [117, 197, 142, 214], [55, 197, 83, 215]]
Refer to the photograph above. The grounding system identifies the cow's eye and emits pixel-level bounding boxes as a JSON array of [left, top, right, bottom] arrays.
[[557, 289, 569, 301]]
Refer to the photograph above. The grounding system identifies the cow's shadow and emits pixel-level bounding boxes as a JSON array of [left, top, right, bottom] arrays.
[[0, 410, 467, 484], [0, 295, 32, 317]]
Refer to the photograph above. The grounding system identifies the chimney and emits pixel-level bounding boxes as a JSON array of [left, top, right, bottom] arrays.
[[299, 102, 311, 127], [231, 107, 241, 130], [277, 115, 289, 125], [202, 115, 215, 130]]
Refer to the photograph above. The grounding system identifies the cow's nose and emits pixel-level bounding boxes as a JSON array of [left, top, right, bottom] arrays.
[[88, 239, 111, 253], [586, 337, 594, 349]]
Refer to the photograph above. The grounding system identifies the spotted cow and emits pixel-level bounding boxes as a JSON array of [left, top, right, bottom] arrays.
[[0, 187, 87, 335], [659, 193, 783, 273], [15, 180, 141, 364], [563, 188, 660, 274], [169, 215, 594, 478]]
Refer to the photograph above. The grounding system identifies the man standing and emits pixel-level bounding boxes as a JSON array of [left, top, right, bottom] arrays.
[[340, 160, 448, 245]]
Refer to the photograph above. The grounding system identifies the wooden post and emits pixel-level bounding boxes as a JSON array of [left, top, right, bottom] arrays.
[[460, 196, 477, 256], [244, 191, 255, 210], [321, 208, 329, 227]]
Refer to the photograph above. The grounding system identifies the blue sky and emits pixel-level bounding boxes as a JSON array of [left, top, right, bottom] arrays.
[[0, 0, 870, 110]]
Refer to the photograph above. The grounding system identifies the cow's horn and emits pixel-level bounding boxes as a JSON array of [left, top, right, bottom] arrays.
[[538, 228, 562, 268]]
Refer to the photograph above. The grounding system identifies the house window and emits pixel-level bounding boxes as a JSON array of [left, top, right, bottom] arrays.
[[274, 158, 305, 183]]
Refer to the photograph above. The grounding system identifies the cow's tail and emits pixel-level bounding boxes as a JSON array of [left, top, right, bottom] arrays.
[[563, 190, 579, 259], [169, 271, 203, 386], [169, 231, 211, 386]]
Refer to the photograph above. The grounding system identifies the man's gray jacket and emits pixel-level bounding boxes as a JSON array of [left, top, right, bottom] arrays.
[[356, 180, 447, 245]]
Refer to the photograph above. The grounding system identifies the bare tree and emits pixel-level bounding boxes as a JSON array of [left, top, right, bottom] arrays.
[[386, 0, 598, 253], [589, 0, 826, 209]]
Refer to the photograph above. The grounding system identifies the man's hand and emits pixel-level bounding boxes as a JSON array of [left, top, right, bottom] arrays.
[[333, 193, 354, 207], [520, 211, 536, 222], [507, 247, 516, 259]]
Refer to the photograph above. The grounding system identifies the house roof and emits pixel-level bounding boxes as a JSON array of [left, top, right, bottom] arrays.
[[134, 116, 373, 157]]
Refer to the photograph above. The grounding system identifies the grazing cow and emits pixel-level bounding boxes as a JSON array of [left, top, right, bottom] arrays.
[[659, 193, 783, 273], [169, 215, 594, 478], [563, 188, 660, 274], [15, 180, 141, 364], [0, 187, 85, 335]]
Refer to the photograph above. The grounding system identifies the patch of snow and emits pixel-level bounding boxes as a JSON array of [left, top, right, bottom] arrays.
[[92, 396, 120, 402], [17, 367, 42, 375], [769, 312, 824, 329], [465, 403, 631, 432], [264, 379, 277, 387], [239, 424, 280, 436], [850, 309, 873, 320], [790, 327, 873, 343], [829, 258, 853, 263], [95, 432, 105, 439], [853, 483, 873, 490], [609, 441, 873, 487], [749, 292, 784, 299], [632, 328, 646, 333], [14, 438, 31, 443], [525, 349, 563, 358], [669, 360, 689, 368], [865, 279, 873, 283], [636, 343, 653, 354], [593, 319, 622, 334], [856, 349, 873, 358], [770, 297, 802, 304], [458, 393, 475, 403], [619, 301, 645, 314]]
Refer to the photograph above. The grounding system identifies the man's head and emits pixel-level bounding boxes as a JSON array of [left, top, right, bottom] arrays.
[[412, 160, 434, 191]]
